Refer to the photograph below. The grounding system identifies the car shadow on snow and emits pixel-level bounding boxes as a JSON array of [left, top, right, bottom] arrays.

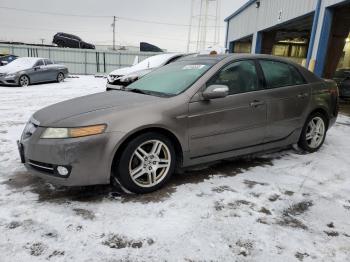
[[3, 156, 273, 204]]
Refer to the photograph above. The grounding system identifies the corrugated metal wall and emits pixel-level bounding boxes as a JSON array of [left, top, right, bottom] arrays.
[[227, 0, 318, 42], [311, 0, 348, 58], [0, 44, 160, 75]]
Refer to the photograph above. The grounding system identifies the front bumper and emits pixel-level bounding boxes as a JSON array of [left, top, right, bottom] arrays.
[[0, 75, 18, 86], [19, 127, 126, 186], [106, 82, 124, 91]]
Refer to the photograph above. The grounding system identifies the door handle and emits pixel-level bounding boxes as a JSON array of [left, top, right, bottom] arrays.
[[250, 100, 265, 107], [297, 93, 309, 98]]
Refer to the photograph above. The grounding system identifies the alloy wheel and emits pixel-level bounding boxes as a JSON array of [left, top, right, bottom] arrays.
[[128, 139, 171, 188], [305, 116, 325, 149], [57, 73, 64, 82], [19, 76, 29, 87]]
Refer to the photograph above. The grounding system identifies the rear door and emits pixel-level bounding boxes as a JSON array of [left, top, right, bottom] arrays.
[[43, 59, 57, 81], [258, 60, 310, 142], [188, 59, 268, 158]]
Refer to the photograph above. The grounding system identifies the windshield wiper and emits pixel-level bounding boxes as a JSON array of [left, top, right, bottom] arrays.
[[125, 88, 150, 95], [124, 88, 172, 97]]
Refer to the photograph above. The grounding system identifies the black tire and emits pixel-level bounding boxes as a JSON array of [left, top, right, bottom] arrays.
[[114, 132, 176, 194], [298, 112, 328, 153], [57, 72, 65, 83], [18, 75, 30, 87]]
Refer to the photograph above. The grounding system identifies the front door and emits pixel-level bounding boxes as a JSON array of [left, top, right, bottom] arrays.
[[188, 60, 267, 158], [30, 59, 48, 83]]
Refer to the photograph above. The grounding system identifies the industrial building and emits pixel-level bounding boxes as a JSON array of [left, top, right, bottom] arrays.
[[224, 0, 350, 78]]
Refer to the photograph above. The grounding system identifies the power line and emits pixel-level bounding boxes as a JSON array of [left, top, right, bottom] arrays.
[[0, 6, 109, 18], [0, 6, 224, 28], [0, 24, 110, 33]]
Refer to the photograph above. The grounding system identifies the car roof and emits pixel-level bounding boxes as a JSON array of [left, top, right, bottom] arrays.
[[19, 57, 42, 61], [179, 53, 299, 62]]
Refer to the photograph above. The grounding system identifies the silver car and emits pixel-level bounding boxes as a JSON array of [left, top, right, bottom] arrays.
[[0, 57, 68, 87], [18, 54, 339, 194]]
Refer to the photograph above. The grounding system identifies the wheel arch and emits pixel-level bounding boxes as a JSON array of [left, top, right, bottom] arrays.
[[110, 126, 184, 174], [18, 74, 31, 86], [307, 107, 330, 129]]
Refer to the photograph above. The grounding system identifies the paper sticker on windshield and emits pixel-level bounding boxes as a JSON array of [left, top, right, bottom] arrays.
[[182, 65, 206, 70]]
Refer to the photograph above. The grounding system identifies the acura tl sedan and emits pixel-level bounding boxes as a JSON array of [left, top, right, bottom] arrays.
[[18, 54, 339, 194], [0, 57, 68, 87]]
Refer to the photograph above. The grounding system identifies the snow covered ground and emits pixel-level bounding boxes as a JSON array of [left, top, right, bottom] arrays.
[[0, 76, 350, 262]]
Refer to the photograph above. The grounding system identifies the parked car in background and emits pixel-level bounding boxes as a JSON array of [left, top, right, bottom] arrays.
[[333, 68, 350, 99], [106, 53, 185, 91], [18, 54, 338, 194], [0, 57, 68, 87], [53, 32, 95, 49], [0, 54, 18, 66]]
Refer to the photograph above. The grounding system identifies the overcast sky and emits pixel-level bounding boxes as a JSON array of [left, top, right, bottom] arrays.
[[0, 0, 246, 52]]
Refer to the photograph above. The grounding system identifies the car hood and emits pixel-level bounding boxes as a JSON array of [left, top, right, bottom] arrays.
[[0, 64, 30, 74], [109, 67, 133, 76], [33, 91, 162, 126]]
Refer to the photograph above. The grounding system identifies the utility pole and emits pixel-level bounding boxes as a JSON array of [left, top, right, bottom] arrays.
[[186, 0, 195, 52], [40, 38, 45, 45], [111, 16, 117, 50]]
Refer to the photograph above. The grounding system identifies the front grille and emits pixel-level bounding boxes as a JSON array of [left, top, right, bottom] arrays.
[[28, 160, 54, 174]]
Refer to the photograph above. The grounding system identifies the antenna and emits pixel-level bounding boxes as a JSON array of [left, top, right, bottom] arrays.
[[187, 0, 221, 52]]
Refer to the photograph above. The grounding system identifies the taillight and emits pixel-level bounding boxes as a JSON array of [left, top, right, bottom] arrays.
[[329, 84, 339, 97]]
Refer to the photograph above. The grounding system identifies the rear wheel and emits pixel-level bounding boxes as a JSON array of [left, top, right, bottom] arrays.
[[298, 112, 327, 152], [18, 75, 30, 87], [114, 132, 176, 194], [57, 72, 65, 83]]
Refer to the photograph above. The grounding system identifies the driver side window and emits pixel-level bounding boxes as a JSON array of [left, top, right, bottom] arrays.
[[34, 60, 44, 67], [207, 60, 260, 95]]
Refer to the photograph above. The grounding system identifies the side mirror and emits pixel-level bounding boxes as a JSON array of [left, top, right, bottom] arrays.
[[33, 66, 40, 70], [202, 85, 229, 100]]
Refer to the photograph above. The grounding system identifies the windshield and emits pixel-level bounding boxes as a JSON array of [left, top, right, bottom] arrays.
[[126, 61, 213, 96]]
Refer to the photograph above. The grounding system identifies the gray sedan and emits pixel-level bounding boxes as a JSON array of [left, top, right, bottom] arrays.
[[0, 57, 68, 87], [18, 54, 339, 194]]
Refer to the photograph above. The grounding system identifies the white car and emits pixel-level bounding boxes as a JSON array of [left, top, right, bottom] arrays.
[[106, 53, 185, 90]]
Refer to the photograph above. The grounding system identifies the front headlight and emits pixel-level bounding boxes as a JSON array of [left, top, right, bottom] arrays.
[[41, 124, 107, 139], [5, 73, 17, 78]]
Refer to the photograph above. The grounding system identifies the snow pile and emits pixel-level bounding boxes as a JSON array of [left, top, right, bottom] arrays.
[[0, 76, 350, 261]]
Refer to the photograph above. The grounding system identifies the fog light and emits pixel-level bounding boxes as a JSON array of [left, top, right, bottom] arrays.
[[57, 166, 69, 176]]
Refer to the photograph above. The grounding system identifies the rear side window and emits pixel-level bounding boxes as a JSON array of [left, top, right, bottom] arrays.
[[44, 59, 53, 65], [259, 60, 306, 89]]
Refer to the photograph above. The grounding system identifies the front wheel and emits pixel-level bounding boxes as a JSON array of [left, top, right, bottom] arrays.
[[298, 112, 327, 152], [18, 75, 30, 87], [114, 132, 176, 194]]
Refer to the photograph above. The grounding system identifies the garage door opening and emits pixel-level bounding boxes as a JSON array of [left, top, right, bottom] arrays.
[[260, 14, 314, 65], [229, 35, 252, 54], [323, 3, 350, 79]]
